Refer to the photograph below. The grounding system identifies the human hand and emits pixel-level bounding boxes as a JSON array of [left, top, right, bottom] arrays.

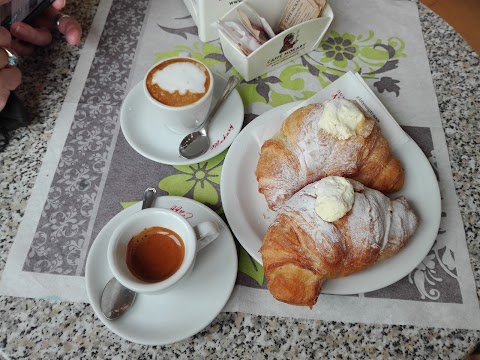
[[0, 27, 21, 111], [5, 0, 82, 56]]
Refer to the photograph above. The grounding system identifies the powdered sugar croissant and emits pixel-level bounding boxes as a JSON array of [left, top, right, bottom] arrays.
[[259, 177, 418, 307], [256, 99, 404, 210]]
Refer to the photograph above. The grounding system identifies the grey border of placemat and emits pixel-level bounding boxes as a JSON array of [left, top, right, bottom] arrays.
[[22, 0, 150, 276]]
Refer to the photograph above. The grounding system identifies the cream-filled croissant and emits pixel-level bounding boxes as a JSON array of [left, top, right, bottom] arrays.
[[259, 176, 418, 307], [256, 99, 404, 210]]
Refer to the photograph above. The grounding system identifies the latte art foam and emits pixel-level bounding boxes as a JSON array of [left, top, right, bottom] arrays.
[[152, 62, 207, 95], [146, 58, 211, 107]]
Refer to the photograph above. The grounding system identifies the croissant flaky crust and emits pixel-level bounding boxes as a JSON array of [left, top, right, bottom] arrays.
[[259, 179, 419, 307], [255, 101, 404, 210]]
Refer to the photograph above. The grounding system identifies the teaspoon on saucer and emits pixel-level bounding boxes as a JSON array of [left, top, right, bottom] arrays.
[[100, 187, 157, 320], [179, 75, 240, 159]]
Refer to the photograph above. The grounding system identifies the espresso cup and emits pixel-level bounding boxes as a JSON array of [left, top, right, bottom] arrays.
[[107, 207, 220, 294], [143, 56, 214, 134]]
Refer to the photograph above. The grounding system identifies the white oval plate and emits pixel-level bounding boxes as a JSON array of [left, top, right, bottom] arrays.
[[221, 102, 441, 295], [85, 196, 238, 345], [120, 74, 244, 165]]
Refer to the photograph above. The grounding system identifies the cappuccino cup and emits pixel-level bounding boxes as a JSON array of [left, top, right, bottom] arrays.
[[144, 57, 214, 134], [107, 208, 220, 294]]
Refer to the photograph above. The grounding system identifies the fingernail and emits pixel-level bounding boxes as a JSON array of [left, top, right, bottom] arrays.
[[12, 24, 23, 36]]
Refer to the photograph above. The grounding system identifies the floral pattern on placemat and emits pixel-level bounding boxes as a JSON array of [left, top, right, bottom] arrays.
[[158, 150, 226, 213]]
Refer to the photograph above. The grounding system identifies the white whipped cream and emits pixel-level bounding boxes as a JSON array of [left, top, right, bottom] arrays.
[[152, 62, 207, 95], [314, 176, 355, 222], [318, 99, 365, 140]]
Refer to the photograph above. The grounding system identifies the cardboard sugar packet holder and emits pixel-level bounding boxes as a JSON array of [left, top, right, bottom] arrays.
[[217, 0, 334, 81]]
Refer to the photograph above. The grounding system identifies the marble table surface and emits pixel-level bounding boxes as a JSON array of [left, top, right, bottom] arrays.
[[0, 0, 479, 358]]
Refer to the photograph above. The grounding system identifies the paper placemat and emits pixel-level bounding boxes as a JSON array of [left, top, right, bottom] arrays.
[[1, 0, 478, 330]]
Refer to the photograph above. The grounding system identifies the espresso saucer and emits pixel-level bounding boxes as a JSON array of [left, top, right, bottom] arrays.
[[120, 74, 244, 165], [85, 196, 238, 345]]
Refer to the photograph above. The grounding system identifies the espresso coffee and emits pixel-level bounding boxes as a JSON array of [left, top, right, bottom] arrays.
[[126, 226, 185, 283], [146, 58, 211, 107]]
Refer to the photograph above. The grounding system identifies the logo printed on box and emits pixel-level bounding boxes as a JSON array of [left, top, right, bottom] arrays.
[[267, 31, 306, 67], [280, 32, 298, 52]]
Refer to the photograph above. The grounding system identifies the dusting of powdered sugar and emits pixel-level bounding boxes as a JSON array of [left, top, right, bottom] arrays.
[[291, 102, 370, 182], [294, 105, 327, 175], [259, 155, 308, 208], [276, 178, 417, 262], [387, 197, 419, 251], [279, 183, 341, 255]]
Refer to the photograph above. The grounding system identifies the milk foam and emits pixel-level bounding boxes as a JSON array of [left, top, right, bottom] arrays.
[[152, 62, 207, 95]]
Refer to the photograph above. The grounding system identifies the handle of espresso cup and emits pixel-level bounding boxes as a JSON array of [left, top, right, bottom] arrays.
[[194, 221, 220, 251]]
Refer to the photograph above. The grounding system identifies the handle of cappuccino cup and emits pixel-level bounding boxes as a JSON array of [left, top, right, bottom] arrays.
[[194, 221, 220, 251]]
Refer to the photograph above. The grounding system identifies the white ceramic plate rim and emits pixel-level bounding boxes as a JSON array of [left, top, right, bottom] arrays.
[[85, 196, 238, 345], [221, 101, 441, 295], [120, 74, 244, 165]]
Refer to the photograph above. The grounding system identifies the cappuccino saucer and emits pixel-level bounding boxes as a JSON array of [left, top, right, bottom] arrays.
[[85, 196, 238, 345], [120, 74, 244, 165]]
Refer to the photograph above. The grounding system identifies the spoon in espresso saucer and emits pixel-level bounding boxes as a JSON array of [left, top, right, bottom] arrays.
[[100, 187, 157, 320], [179, 75, 240, 159]]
